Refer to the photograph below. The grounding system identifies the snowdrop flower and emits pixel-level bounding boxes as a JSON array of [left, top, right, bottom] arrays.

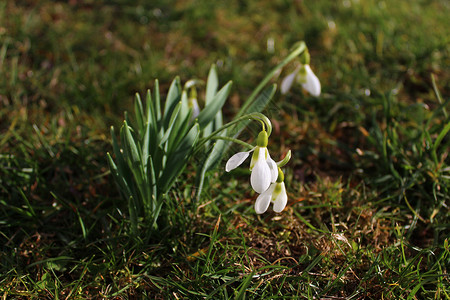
[[281, 65, 321, 97], [254, 167, 288, 214], [280, 49, 321, 97], [225, 130, 277, 193]]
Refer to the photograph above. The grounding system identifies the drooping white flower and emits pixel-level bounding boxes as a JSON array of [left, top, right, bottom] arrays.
[[254, 168, 288, 214], [280, 64, 321, 97], [225, 130, 277, 193]]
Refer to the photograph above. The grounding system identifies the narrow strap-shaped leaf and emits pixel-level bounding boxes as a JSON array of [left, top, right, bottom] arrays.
[[150, 197, 164, 230], [143, 90, 158, 167], [153, 79, 162, 122], [206, 64, 219, 104], [196, 131, 227, 200], [163, 76, 182, 124], [197, 81, 232, 129], [142, 119, 152, 174], [110, 126, 126, 175], [123, 121, 142, 166], [123, 122, 150, 207], [146, 155, 158, 203], [134, 93, 145, 136], [179, 88, 189, 121], [159, 101, 182, 147], [167, 108, 193, 153], [159, 123, 200, 193], [152, 145, 165, 180], [107, 153, 133, 201], [213, 110, 223, 131], [146, 89, 157, 133]]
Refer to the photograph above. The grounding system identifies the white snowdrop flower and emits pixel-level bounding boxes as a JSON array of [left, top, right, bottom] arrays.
[[254, 168, 288, 214], [281, 64, 321, 97], [280, 47, 321, 97], [225, 130, 277, 194]]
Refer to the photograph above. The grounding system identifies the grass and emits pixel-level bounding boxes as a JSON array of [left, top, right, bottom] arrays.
[[1, 0, 449, 298]]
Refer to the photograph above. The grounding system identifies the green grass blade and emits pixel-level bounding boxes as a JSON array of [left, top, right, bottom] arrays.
[[235, 272, 255, 300], [432, 121, 450, 164]]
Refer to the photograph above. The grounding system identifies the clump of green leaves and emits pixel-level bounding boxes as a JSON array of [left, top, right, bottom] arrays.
[[107, 66, 231, 236]]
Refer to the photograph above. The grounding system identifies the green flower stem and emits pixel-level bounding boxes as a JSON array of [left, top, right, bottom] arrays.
[[236, 41, 306, 118], [196, 112, 272, 151], [207, 136, 254, 149]]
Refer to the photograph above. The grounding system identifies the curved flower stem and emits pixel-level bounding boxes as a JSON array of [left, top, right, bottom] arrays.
[[236, 41, 306, 118], [194, 113, 271, 157], [208, 136, 254, 149], [195, 112, 272, 151]]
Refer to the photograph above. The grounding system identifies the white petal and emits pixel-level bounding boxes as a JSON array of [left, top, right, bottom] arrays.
[[266, 153, 278, 183], [280, 69, 299, 95], [250, 155, 272, 193], [250, 147, 265, 170], [302, 65, 321, 97], [226, 150, 251, 172], [255, 184, 275, 214], [272, 182, 288, 213]]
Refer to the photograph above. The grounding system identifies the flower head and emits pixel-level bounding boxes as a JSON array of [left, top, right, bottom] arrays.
[[281, 65, 321, 97], [254, 168, 288, 214], [280, 49, 321, 97], [225, 130, 277, 194]]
